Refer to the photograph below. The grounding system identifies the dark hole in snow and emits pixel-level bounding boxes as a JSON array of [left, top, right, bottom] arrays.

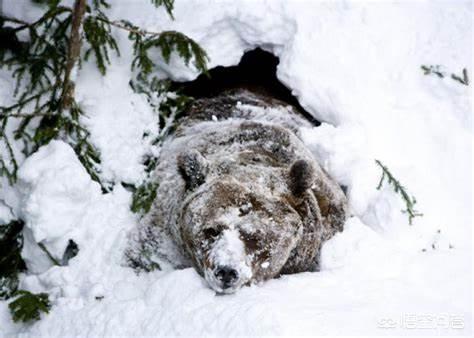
[[171, 48, 320, 126], [61, 239, 79, 265]]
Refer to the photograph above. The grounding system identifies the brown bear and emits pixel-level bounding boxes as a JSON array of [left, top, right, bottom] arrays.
[[127, 89, 348, 294]]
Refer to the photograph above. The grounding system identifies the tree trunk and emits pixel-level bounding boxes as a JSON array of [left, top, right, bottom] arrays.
[[59, 0, 86, 112]]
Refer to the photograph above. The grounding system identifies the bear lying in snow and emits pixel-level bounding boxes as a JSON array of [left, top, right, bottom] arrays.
[[127, 89, 348, 294]]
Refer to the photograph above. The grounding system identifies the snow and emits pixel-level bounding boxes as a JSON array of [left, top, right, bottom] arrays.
[[75, 54, 159, 185], [17, 141, 102, 272], [0, 0, 472, 336]]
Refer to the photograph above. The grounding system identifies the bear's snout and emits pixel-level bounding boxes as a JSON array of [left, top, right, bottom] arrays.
[[205, 263, 246, 294], [214, 266, 239, 289], [202, 228, 252, 294]]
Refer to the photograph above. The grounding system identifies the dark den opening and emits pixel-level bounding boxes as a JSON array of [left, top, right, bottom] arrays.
[[171, 48, 320, 126]]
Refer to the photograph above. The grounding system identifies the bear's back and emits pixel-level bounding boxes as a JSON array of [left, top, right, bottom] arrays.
[[157, 89, 317, 203], [176, 89, 313, 136]]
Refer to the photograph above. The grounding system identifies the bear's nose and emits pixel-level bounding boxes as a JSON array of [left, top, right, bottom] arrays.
[[214, 266, 239, 288]]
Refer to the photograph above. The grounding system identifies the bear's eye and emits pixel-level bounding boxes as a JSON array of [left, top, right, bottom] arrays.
[[203, 227, 220, 240], [241, 231, 261, 251]]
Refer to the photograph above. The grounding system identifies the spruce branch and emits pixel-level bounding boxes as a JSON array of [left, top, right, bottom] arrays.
[[0, 220, 26, 300], [421, 64, 444, 78], [1, 0, 210, 325], [0, 131, 18, 184], [1, 15, 29, 26], [0, 112, 51, 118], [130, 181, 159, 214], [128, 76, 191, 216], [83, 12, 119, 75], [95, 17, 209, 76], [8, 290, 51, 323], [2, 5, 71, 33], [451, 68, 469, 86], [375, 159, 423, 225], [37, 239, 79, 266], [150, 0, 175, 19], [37, 242, 61, 266], [130, 76, 192, 144], [421, 64, 469, 86], [1, 0, 208, 194], [0, 0, 103, 186]]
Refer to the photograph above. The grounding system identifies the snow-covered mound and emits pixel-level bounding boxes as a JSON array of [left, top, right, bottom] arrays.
[[0, 0, 471, 336]]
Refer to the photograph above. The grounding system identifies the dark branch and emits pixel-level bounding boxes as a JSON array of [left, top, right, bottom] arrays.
[[59, 0, 86, 112]]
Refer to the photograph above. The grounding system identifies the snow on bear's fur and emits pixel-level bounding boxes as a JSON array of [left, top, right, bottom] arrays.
[[127, 89, 348, 293]]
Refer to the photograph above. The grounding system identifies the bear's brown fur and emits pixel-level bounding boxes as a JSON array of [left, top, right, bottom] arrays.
[[127, 89, 348, 293]]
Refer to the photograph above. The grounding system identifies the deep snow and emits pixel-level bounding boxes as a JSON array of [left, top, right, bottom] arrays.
[[0, 0, 472, 336]]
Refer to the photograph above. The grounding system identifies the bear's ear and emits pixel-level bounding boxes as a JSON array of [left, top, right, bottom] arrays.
[[288, 159, 315, 197], [177, 149, 208, 191]]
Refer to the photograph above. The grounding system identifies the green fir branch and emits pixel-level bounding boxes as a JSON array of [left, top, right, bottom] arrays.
[[421, 65, 444, 78], [150, 0, 175, 19], [83, 11, 119, 75], [0, 220, 26, 300], [8, 290, 51, 323], [0, 0, 103, 186], [421, 64, 469, 86], [0, 122, 19, 184], [37, 239, 79, 266], [128, 76, 191, 215], [37, 242, 61, 266], [451, 68, 469, 86], [130, 181, 159, 215], [99, 18, 209, 76], [1, 0, 208, 186], [375, 159, 423, 225], [0, 0, 209, 326], [130, 75, 192, 144]]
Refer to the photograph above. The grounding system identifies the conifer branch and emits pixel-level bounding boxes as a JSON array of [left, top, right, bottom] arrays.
[[37, 242, 61, 266], [0, 112, 50, 118], [8, 290, 51, 323], [375, 159, 423, 225], [451, 68, 469, 86], [1, 0, 207, 195], [421, 65, 444, 78], [150, 0, 174, 19], [1, 15, 28, 26], [94, 17, 147, 36], [1, 4, 72, 36], [94, 16, 209, 75], [128, 77, 191, 216], [1, 0, 209, 324], [421, 64, 469, 86], [1, 0, 102, 187], [0, 220, 26, 299]]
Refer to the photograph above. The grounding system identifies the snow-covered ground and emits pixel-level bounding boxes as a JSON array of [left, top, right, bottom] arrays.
[[0, 0, 472, 336]]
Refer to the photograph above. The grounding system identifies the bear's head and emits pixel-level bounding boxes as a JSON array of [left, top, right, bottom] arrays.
[[177, 150, 315, 294]]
